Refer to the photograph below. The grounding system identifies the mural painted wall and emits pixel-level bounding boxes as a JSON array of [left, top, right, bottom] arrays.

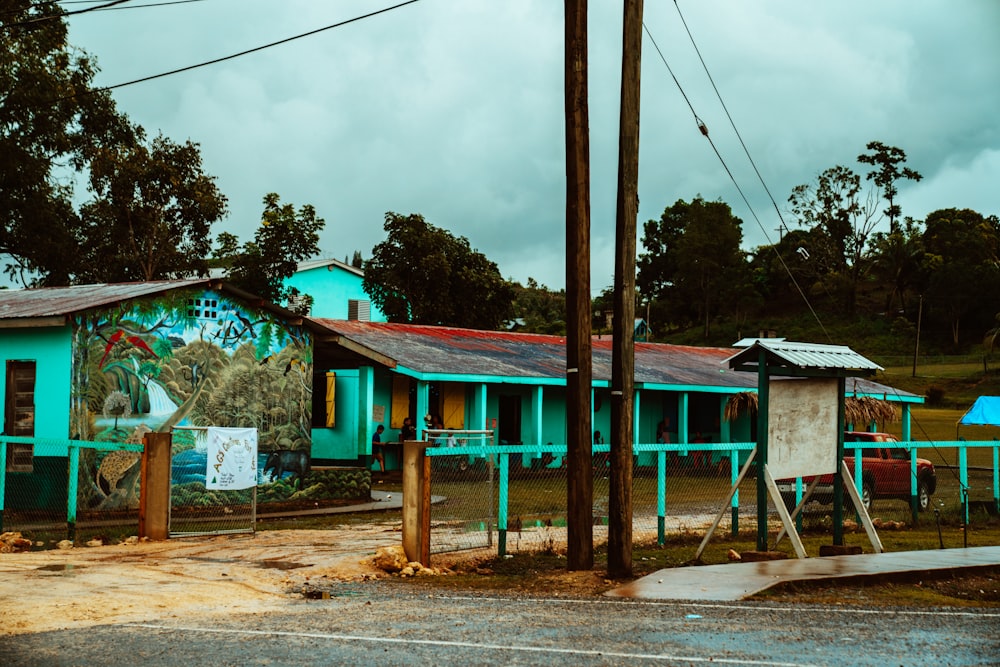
[[68, 289, 321, 511]]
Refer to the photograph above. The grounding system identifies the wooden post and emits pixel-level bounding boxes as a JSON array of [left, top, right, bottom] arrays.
[[139, 432, 172, 540], [755, 355, 769, 551], [402, 441, 431, 565], [608, 0, 643, 578], [564, 0, 594, 571]]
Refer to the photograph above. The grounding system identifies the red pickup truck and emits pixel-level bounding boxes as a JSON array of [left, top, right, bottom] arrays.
[[778, 431, 937, 512]]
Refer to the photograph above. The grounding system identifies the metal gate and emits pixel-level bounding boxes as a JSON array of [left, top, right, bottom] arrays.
[[169, 426, 256, 537]]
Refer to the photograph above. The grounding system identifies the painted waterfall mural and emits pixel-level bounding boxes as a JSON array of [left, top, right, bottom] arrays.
[[69, 289, 320, 511]]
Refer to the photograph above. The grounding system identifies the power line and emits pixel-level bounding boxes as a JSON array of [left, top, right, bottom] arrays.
[[642, 21, 831, 343], [672, 0, 792, 240], [7, 0, 131, 26], [55, 0, 421, 101], [77, 0, 209, 10]]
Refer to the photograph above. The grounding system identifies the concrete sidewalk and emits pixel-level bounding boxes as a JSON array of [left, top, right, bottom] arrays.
[[607, 546, 1000, 601]]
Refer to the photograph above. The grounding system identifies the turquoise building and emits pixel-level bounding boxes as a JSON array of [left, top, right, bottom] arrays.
[[283, 258, 386, 322], [0, 280, 329, 512], [306, 321, 924, 472]]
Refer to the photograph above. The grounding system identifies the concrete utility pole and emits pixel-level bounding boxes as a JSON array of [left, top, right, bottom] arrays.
[[564, 0, 594, 571], [608, 0, 642, 579]]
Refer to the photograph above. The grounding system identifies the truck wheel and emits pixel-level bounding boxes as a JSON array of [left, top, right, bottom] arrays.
[[849, 481, 874, 514], [861, 482, 874, 511], [917, 479, 931, 512]]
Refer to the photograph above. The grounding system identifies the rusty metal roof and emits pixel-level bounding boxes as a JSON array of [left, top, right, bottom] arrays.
[[315, 320, 764, 390], [0, 280, 319, 331], [313, 321, 916, 399], [0, 280, 209, 321]]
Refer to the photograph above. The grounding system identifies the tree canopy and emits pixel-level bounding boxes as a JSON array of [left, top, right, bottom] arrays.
[[76, 130, 228, 283], [363, 212, 515, 330], [1, 1, 133, 284], [1, 2, 225, 286], [216, 193, 324, 312], [637, 197, 751, 338]]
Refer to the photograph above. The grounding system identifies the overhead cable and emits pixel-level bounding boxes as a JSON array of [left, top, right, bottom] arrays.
[[54, 0, 421, 100]]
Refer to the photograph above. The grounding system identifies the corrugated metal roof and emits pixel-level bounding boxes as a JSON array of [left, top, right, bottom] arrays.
[[724, 339, 883, 373], [315, 321, 760, 390], [0, 280, 209, 320], [312, 321, 917, 399], [0, 280, 322, 332]]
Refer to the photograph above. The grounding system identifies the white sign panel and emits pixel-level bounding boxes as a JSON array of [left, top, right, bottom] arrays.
[[205, 427, 258, 490], [767, 378, 839, 479]]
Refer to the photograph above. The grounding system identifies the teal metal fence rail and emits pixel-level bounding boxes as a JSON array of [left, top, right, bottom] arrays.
[[1, 436, 144, 543], [424, 439, 1000, 557]]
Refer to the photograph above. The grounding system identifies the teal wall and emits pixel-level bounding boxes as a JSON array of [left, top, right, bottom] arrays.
[[285, 264, 387, 321], [0, 326, 72, 440], [311, 369, 360, 460]]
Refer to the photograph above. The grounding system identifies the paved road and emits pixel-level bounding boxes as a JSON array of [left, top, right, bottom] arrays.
[[4, 583, 998, 666]]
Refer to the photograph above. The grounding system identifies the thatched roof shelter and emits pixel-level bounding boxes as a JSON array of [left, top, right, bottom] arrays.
[[724, 391, 897, 427]]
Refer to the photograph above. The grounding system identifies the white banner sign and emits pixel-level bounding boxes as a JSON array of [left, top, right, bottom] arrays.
[[205, 427, 258, 490]]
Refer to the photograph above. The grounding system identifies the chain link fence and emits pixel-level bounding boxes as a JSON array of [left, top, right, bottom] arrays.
[[169, 428, 256, 538], [1, 437, 144, 546], [423, 438, 1000, 557]]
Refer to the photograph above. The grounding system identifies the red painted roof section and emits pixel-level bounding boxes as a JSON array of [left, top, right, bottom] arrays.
[[313, 320, 755, 388], [313, 320, 917, 398]]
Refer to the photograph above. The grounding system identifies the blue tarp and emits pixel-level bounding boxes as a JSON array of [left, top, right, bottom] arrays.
[[958, 396, 1000, 425]]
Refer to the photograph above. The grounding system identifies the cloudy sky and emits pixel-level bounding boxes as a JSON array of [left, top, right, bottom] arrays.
[[66, 0, 1000, 294]]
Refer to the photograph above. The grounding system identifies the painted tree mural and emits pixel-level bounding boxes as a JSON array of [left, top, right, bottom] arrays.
[[69, 289, 314, 510]]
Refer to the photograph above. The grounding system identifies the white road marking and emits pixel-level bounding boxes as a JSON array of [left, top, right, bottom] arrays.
[[123, 623, 817, 666], [435, 594, 1000, 618]]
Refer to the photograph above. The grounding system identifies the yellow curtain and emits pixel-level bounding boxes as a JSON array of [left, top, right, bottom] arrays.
[[390, 375, 410, 429], [441, 382, 465, 429]]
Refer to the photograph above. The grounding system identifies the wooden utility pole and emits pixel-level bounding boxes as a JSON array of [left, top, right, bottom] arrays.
[[608, 0, 642, 578], [564, 0, 593, 571]]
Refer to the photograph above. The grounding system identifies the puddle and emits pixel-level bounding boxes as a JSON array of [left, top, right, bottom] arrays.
[[36, 564, 83, 572], [255, 560, 310, 570]]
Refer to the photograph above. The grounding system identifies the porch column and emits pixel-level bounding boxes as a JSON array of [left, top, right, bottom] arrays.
[[530, 385, 544, 447], [358, 366, 374, 460], [471, 383, 488, 431], [416, 380, 430, 440]]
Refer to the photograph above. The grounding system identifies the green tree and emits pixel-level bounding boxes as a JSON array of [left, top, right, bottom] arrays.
[[638, 197, 750, 338], [75, 131, 228, 282], [0, 1, 132, 284], [218, 194, 324, 312], [869, 216, 924, 315], [363, 212, 515, 329], [857, 141, 922, 233], [512, 278, 566, 334], [921, 208, 1000, 346], [787, 165, 880, 312], [351, 250, 363, 268]]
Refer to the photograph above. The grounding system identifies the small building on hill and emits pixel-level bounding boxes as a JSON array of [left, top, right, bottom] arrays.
[[283, 257, 386, 321]]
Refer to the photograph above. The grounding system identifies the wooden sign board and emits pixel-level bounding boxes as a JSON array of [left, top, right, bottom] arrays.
[[766, 378, 839, 479]]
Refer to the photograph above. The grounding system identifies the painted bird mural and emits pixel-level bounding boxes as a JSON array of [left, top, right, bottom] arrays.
[[98, 330, 159, 368]]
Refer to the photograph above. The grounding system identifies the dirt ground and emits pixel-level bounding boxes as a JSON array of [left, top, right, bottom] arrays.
[[0, 527, 411, 636], [3, 527, 999, 637]]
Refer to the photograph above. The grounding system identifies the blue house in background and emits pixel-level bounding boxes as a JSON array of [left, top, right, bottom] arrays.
[[284, 258, 386, 322]]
